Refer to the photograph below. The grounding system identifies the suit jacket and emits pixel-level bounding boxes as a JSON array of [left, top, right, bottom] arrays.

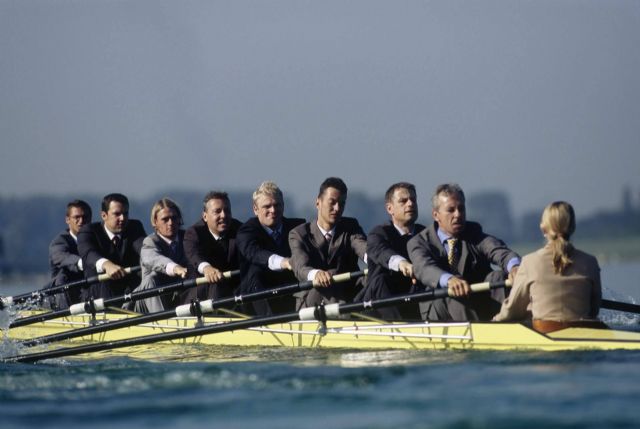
[[139, 230, 188, 290], [408, 221, 519, 289], [77, 219, 146, 300], [237, 216, 305, 295], [362, 222, 426, 301], [289, 217, 367, 302], [494, 246, 601, 322], [47, 230, 84, 308], [182, 218, 242, 302]]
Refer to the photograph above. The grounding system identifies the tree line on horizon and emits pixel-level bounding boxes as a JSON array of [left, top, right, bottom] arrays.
[[0, 189, 638, 275]]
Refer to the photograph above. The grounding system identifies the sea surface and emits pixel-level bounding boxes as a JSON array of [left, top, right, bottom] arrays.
[[1, 262, 639, 429]]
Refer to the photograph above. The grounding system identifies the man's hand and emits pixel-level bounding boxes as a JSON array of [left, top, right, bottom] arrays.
[[280, 258, 292, 271], [103, 261, 127, 280], [312, 270, 333, 287], [447, 276, 471, 297], [203, 265, 223, 284], [173, 265, 188, 279], [398, 260, 414, 278]]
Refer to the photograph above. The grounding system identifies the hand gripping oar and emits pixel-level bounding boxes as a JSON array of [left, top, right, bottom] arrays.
[[601, 299, 640, 315], [4, 278, 507, 364], [0, 266, 142, 310], [9, 270, 238, 329], [19, 270, 367, 348]]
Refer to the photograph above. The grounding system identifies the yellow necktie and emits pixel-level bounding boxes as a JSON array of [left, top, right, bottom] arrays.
[[447, 238, 458, 269]]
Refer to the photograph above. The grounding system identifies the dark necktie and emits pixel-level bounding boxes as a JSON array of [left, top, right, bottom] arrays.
[[112, 235, 121, 250], [169, 241, 178, 257], [271, 230, 281, 245]]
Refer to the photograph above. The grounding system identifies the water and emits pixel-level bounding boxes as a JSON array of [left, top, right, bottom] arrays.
[[1, 263, 640, 429]]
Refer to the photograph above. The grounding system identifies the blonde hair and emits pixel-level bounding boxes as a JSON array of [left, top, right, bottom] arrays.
[[252, 181, 283, 206], [540, 201, 576, 274], [150, 198, 183, 229]]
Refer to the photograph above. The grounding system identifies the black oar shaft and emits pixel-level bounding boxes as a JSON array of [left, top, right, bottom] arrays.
[[8, 278, 503, 364], [21, 278, 316, 347], [601, 299, 640, 314]]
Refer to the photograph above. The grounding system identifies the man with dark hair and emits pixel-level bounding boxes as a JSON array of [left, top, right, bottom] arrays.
[[77, 193, 146, 301], [47, 200, 93, 309], [237, 181, 305, 315], [408, 183, 520, 321], [181, 190, 242, 305], [289, 177, 367, 309], [357, 182, 425, 320]]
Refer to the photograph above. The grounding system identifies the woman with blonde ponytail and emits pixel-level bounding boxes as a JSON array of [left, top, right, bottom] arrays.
[[494, 202, 603, 333]]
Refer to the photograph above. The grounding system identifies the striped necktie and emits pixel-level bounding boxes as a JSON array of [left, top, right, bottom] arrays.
[[447, 238, 458, 270]]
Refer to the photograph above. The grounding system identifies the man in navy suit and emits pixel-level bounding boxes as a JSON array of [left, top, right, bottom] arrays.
[[358, 182, 425, 320], [237, 181, 305, 315], [77, 193, 146, 301], [47, 199, 92, 309], [181, 191, 242, 305]]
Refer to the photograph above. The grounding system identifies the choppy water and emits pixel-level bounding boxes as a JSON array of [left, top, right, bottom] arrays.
[[1, 262, 640, 429]]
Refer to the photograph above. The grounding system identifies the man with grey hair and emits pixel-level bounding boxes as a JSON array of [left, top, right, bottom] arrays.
[[408, 183, 520, 321], [237, 181, 305, 315]]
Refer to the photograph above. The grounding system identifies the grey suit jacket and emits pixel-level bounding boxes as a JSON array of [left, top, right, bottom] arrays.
[[289, 217, 367, 302], [47, 230, 84, 308], [408, 221, 519, 289]]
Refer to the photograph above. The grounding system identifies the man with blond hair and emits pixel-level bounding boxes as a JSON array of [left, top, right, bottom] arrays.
[[237, 181, 305, 315]]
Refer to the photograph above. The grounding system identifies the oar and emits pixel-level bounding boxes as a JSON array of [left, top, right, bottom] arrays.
[[4, 279, 508, 364], [601, 299, 640, 314], [8, 270, 238, 329], [19, 270, 367, 348], [0, 266, 141, 310]]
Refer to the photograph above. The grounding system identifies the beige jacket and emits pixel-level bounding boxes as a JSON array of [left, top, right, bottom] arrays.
[[494, 246, 601, 322]]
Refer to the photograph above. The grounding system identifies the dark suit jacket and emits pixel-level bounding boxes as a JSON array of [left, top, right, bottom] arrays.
[[47, 230, 84, 308], [362, 222, 426, 301], [77, 220, 146, 300], [237, 216, 305, 295], [289, 217, 367, 303], [408, 221, 519, 289], [182, 218, 242, 302]]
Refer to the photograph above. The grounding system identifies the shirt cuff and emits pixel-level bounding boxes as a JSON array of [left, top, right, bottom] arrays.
[[77, 258, 83, 271], [307, 269, 319, 282], [507, 258, 521, 273], [96, 258, 108, 273], [388, 255, 407, 272], [268, 254, 285, 271], [166, 262, 177, 276], [439, 273, 453, 288], [198, 262, 211, 275]]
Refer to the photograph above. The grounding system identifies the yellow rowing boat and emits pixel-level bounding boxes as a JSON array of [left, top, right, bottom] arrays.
[[6, 310, 640, 359]]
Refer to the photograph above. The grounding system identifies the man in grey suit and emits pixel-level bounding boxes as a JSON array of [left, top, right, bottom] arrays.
[[47, 200, 92, 309], [408, 183, 520, 321], [289, 177, 367, 309], [131, 198, 189, 313]]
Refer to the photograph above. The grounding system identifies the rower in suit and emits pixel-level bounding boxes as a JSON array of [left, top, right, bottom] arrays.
[[181, 191, 241, 306], [130, 198, 189, 313], [289, 177, 367, 309], [357, 182, 425, 320], [77, 193, 146, 301], [408, 183, 520, 321], [237, 181, 305, 315], [47, 200, 92, 309]]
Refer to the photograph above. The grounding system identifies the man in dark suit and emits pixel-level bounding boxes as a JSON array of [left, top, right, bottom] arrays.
[[358, 182, 425, 320], [289, 177, 367, 309], [181, 191, 241, 305], [237, 181, 305, 315], [408, 183, 520, 321], [47, 199, 92, 309], [131, 198, 189, 313], [77, 193, 146, 301]]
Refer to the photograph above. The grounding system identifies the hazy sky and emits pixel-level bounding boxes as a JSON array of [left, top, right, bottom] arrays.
[[1, 0, 639, 219]]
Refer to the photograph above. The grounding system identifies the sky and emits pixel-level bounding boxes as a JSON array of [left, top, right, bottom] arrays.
[[1, 0, 639, 220]]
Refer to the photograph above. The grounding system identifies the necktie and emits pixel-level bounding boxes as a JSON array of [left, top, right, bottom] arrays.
[[169, 241, 178, 257], [272, 230, 281, 244], [447, 238, 458, 270], [324, 232, 332, 242], [112, 235, 121, 250]]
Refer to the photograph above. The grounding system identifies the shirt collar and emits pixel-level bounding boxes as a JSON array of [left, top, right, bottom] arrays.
[[392, 222, 415, 237], [316, 222, 335, 238], [436, 227, 454, 245]]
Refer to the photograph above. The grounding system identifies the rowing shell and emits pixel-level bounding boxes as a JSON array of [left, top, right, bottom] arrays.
[[6, 310, 640, 360]]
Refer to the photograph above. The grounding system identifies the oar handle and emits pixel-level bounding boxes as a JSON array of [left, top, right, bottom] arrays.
[[449, 278, 513, 296], [95, 266, 141, 282], [194, 270, 241, 286]]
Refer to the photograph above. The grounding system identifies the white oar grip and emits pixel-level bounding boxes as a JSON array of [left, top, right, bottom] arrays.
[[298, 303, 340, 320], [69, 299, 105, 315], [175, 304, 192, 317]]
